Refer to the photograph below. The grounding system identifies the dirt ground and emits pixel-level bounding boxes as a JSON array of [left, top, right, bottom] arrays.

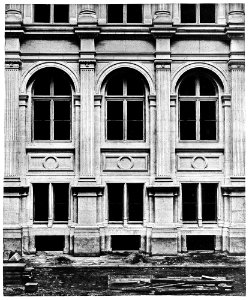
[[3, 252, 246, 296]]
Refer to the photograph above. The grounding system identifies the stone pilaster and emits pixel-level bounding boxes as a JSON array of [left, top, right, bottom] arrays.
[[148, 95, 156, 181], [73, 94, 81, 178], [170, 95, 177, 180], [94, 95, 102, 182], [5, 62, 21, 179], [217, 4, 226, 25]]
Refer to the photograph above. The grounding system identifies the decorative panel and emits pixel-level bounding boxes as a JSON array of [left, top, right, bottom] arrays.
[[177, 153, 223, 171], [28, 153, 74, 171]]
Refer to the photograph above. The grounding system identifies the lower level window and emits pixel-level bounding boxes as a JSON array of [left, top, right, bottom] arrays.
[[108, 183, 144, 223], [182, 183, 217, 223], [33, 183, 69, 223]]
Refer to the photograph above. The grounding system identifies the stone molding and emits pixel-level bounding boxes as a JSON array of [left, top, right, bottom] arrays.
[[5, 61, 21, 69], [19, 94, 28, 107]]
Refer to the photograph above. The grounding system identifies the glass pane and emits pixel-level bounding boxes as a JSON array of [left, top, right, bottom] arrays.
[[181, 4, 196, 23], [127, 4, 142, 23], [180, 101, 196, 120], [182, 184, 198, 221], [200, 121, 216, 140], [127, 121, 143, 140], [128, 184, 143, 221], [33, 183, 49, 221], [108, 4, 123, 23], [180, 121, 196, 140], [34, 121, 50, 140], [106, 75, 123, 95], [53, 72, 71, 95], [127, 101, 143, 120], [33, 72, 51, 95], [179, 75, 196, 95], [202, 183, 217, 221], [34, 4, 50, 23], [34, 101, 50, 120], [127, 72, 144, 95], [54, 101, 70, 120], [108, 184, 123, 221], [200, 76, 216, 95], [53, 184, 69, 221], [200, 4, 216, 23], [107, 121, 123, 140], [54, 121, 70, 140], [200, 101, 216, 120], [54, 5, 69, 23], [107, 101, 123, 120]]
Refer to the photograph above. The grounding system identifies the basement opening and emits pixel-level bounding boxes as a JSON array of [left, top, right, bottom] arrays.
[[187, 235, 215, 251], [111, 235, 141, 251], [35, 236, 64, 251]]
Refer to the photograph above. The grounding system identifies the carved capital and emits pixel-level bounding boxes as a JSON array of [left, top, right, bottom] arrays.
[[221, 94, 232, 107], [170, 94, 177, 107], [148, 95, 156, 107], [73, 94, 81, 106], [94, 94, 102, 107], [79, 60, 96, 70], [155, 60, 171, 70], [5, 60, 21, 69], [19, 94, 29, 107]]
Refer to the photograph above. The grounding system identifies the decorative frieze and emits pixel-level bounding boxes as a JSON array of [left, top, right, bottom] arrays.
[[177, 154, 223, 171], [28, 154, 74, 171]]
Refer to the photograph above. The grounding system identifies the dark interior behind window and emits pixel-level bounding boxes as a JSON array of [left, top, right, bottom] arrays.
[[200, 4, 216, 23], [54, 4, 69, 23], [108, 4, 123, 23], [128, 184, 143, 221], [200, 101, 216, 140], [181, 4, 196, 23], [182, 183, 198, 221], [53, 183, 69, 221], [108, 184, 124, 221], [33, 183, 49, 221], [180, 101, 196, 140], [34, 4, 50, 23], [202, 183, 217, 221], [127, 4, 142, 23]]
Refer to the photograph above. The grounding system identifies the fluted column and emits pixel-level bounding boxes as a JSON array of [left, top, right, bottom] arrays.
[[230, 64, 245, 177], [170, 95, 177, 180], [5, 62, 21, 178], [155, 63, 171, 180], [94, 95, 102, 182], [80, 62, 95, 179], [73, 94, 80, 178], [149, 95, 156, 181]]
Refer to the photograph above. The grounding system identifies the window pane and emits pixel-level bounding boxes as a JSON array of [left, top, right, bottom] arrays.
[[33, 72, 51, 95], [127, 121, 143, 140], [128, 184, 143, 221], [107, 101, 123, 120], [200, 121, 216, 140], [34, 4, 50, 23], [182, 183, 198, 221], [53, 72, 71, 95], [108, 184, 123, 222], [200, 76, 216, 95], [34, 121, 50, 140], [107, 121, 123, 140], [180, 101, 196, 140], [33, 183, 49, 221], [34, 101, 50, 120], [181, 4, 196, 23], [180, 121, 196, 140], [200, 4, 216, 23], [54, 101, 70, 120], [127, 101, 143, 120], [107, 101, 123, 140], [180, 101, 196, 120], [108, 4, 123, 23], [179, 75, 196, 95], [200, 101, 216, 120], [53, 184, 69, 221], [106, 75, 123, 95], [54, 121, 70, 140], [202, 184, 217, 221], [127, 73, 144, 95], [54, 5, 69, 23], [127, 4, 142, 23]]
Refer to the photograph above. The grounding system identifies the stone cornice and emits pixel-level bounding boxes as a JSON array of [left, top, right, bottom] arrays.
[[228, 60, 245, 70], [74, 26, 100, 39], [147, 185, 180, 197], [150, 26, 176, 39]]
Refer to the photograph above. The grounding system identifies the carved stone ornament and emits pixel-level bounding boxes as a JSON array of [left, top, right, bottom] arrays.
[[42, 156, 59, 170], [191, 156, 208, 170], [117, 156, 134, 170]]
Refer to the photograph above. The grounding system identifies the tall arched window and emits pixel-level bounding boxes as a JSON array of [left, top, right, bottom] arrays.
[[105, 68, 145, 141], [32, 68, 72, 141], [178, 71, 218, 141]]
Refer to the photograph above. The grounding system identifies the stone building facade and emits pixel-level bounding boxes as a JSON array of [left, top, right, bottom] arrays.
[[4, 3, 245, 256]]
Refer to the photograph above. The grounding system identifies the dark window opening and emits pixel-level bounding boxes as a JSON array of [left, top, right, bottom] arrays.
[[126, 72, 144, 95], [127, 101, 144, 140], [179, 75, 196, 96], [202, 184, 217, 221], [108, 184, 123, 222], [34, 101, 51, 140], [180, 101, 196, 140], [200, 76, 216, 96], [128, 184, 143, 222], [108, 4, 123, 23], [181, 4, 196, 23], [111, 235, 141, 250], [53, 184, 69, 221], [187, 235, 215, 251], [107, 101, 124, 140], [54, 101, 71, 140], [35, 236, 64, 251], [182, 183, 198, 221], [200, 4, 215, 23], [107, 74, 123, 95], [200, 101, 216, 140], [33, 184, 49, 222], [54, 5, 69, 23], [127, 4, 142, 23], [34, 4, 50, 23]]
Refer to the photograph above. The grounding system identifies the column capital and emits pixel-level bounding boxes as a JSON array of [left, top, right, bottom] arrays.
[[94, 94, 102, 107], [148, 95, 156, 107], [170, 94, 177, 107], [73, 94, 81, 106], [5, 60, 21, 69], [19, 94, 29, 107], [228, 61, 245, 70], [79, 60, 96, 69], [74, 27, 100, 39], [154, 60, 171, 70]]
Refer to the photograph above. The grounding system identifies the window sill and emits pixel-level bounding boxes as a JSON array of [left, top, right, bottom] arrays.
[[176, 143, 224, 152], [26, 143, 75, 151]]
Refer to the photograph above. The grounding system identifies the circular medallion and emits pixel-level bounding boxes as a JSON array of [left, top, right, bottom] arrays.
[[43, 156, 59, 170], [191, 156, 208, 170], [117, 156, 134, 170]]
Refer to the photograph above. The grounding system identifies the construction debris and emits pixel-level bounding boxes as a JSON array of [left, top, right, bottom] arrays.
[[108, 275, 234, 295], [124, 252, 148, 264]]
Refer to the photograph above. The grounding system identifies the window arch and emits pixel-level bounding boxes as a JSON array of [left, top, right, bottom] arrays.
[[32, 68, 72, 141], [178, 70, 218, 141], [105, 68, 146, 141]]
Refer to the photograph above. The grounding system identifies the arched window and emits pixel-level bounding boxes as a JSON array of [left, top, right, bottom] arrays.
[[178, 71, 218, 141], [32, 68, 72, 141], [105, 68, 145, 141]]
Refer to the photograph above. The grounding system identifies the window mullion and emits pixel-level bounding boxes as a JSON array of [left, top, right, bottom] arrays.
[[51, 4, 54, 23], [123, 184, 128, 225], [48, 183, 53, 227], [197, 4, 200, 24], [197, 99, 200, 141], [51, 99, 54, 141], [198, 183, 202, 226], [124, 99, 127, 140], [124, 4, 127, 23]]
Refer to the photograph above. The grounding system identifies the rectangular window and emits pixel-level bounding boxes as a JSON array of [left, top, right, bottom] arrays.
[[181, 4, 196, 23], [111, 235, 141, 251], [34, 4, 50, 23], [187, 235, 215, 251], [33, 183, 69, 223], [107, 101, 124, 140], [107, 4, 142, 23], [181, 4, 216, 24], [34, 4, 69, 23], [179, 101, 196, 140], [200, 4, 216, 23], [200, 101, 216, 140], [182, 183, 217, 223], [35, 236, 65, 251], [108, 183, 144, 223]]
